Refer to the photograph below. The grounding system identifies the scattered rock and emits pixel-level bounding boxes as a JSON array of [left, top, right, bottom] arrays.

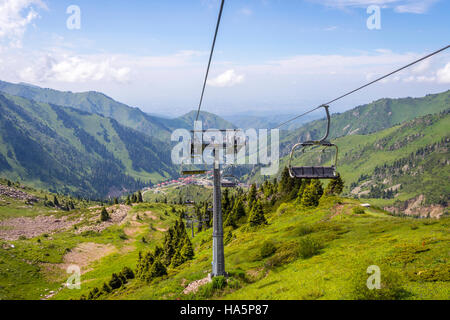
[[0, 215, 82, 241], [182, 277, 212, 295], [0, 185, 38, 203]]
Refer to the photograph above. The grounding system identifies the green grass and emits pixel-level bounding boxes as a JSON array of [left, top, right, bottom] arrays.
[[44, 196, 448, 301], [1, 179, 448, 300]]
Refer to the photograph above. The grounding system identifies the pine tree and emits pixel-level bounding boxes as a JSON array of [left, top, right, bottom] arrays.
[[101, 282, 112, 294], [100, 207, 110, 221], [224, 209, 237, 228], [108, 273, 123, 289], [169, 249, 184, 268], [180, 237, 194, 261], [247, 200, 267, 227], [300, 180, 323, 207], [114, 197, 119, 205], [296, 179, 309, 203], [150, 259, 167, 278], [247, 183, 257, 204], [324, 176, 344, 196], [234, 198, 246, 220], [279, 167, 294, 195], [138, 191, 143, 203], [53, 196, 60, 207]]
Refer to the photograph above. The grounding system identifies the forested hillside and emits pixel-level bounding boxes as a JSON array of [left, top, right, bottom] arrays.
[[0, 81, 237, 140], [0, 93, 176, 198], [276, 110, 450, 216]]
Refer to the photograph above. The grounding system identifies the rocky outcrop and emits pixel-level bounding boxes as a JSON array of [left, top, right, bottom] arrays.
[[384, 194, 446, 219]]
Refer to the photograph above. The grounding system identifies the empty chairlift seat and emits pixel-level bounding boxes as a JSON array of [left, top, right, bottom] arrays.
[[289, 166, 338, 179]]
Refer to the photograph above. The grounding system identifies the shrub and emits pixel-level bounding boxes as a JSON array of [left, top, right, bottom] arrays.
[[212, 276, 227, 290], [408, 264, 450, 282], [296, 225, 314, 236], [108, 273, 124, 290], [120, 266, 135, 280], [265, 241, 299, 269], [260, 240, 276, 258], [298, 237, 323, 259], [227, 277, 241, 290], [196, 282, 214, 299], [353, 206, 366, 215], [350, 264, 407, 300]]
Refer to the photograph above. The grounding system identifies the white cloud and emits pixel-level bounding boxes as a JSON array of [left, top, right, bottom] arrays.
[[324, 26, 338, 31], [207, 69, 245, 87], [309, 0, 440, 14], [239, 8, 253, 16], [0, 0, 46, 47], [18, 52, 131, 83], [436, 63, 450, 83]]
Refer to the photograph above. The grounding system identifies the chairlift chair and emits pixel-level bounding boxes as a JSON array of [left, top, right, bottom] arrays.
[[221, 167, 239, 188], [180, 136, 209, 175], [288, 105, 340, 180]]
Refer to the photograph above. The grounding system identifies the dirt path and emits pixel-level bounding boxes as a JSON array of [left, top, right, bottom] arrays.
[[40, 242, 117, 300]]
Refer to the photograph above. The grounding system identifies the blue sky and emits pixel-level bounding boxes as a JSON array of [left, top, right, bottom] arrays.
[[0, 0, 449, 117]]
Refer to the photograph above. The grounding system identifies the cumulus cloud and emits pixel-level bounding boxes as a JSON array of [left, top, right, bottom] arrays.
[[207, 69, 245, 87], [0, 0, 46, 47], [436, 63, 450, 83], [18, 53, 131, 83]]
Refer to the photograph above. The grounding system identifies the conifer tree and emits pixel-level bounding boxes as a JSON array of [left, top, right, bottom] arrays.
[[324, 176, 345, 196], [169, 249, 184, 268], [100, 206, 110, 221], [279, 167, 294, 195], [138, 191, 143, 203], [300, 180, 323, 207], [53, 196, 60, 207], [247, 200, 267, 227], [180, 237, 194, 261], [247, 183, 257, 204], [296, 179, 309, 203], [114, 197, 119, 205], [150, 259, 167, 278]]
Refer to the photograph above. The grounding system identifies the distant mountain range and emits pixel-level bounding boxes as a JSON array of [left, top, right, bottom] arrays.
[[0, 80, 448, 203], [0, 81, 235, 139], [0, 81, 239, 198]]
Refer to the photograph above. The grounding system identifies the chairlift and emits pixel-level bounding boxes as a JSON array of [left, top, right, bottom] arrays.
[[221, 166, 239, 188], [288, 105, 339, 179], [180, 133, 209, 175]]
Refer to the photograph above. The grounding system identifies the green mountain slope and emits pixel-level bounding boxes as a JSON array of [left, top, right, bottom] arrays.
[[0, 93, 176, 198], [281, 110, 450, 213], [178, 110, 236, 130], [46, 192, 448, 300], [0, 81, 235, 139], [281, 90, 450, 152]]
